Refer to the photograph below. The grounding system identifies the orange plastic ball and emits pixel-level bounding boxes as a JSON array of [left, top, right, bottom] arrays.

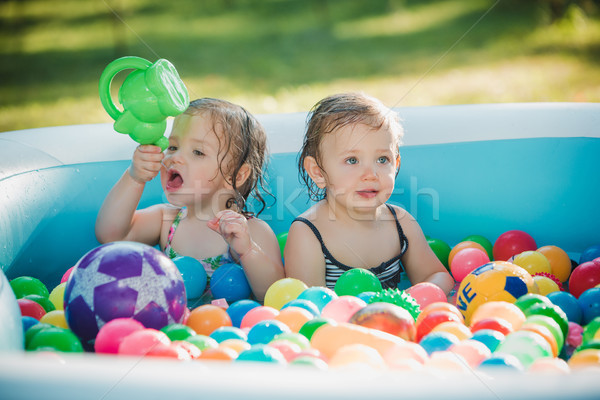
[[186, 304, 232, 336], [470, 301, 526, 331], [275, 306, 315, 333], [537, 245, 572, 282], [197, 347, 238, 361]]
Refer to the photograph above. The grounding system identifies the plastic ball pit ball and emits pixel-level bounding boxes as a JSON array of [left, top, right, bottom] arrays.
[[321, 296, 367, 323], [9, 276, 49, 299], [263, 278, 308, 310], [569, 260, 600, 298], [547, 291, 583, 324], [450, 248, 490, 283], [469, 301, 526, 331], [461, 234, 494, 260], [274, 306, 315, 333], [448, 241, 487, 267], [579, 244, 600, 264], [334, 268, 382, 297], [247, 319, 291, 345], [537, 245, 572, 282], [186, 304, 232, 336], [210, 326, 248, 343], [172, 256, 208, 300], [26, 326, 83, 353], [512, 251, 552, 275], [349, 302, 416, 341], [296, 286, 337, 312], [226, 299, 261, 328], [18, 298, 46, 320], [405, 282, 447, 308], [415, 310, 463, 342], [493, 230, 537, 261], [118, 328, 170, 356], [578, 287, 600, 325], [235, 344, 286, 364], [95, 318, 145, 354], [64, 241, 187, 349], [495, 330, 552, 369], [210, 263, 252, 303], [240, 306, 279, 329], [161, 323, 197, 341], [455, 261, 536, 324]]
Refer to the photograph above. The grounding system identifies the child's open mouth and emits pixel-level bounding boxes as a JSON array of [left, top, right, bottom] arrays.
[[166, 169, 184, 191], [356, 190, 378, 199]]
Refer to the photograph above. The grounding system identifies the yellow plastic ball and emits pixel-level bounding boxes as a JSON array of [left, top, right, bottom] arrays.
[[532, 275, 561, 296], [264, 278, 308, 310], [40, 310, 69, 329], [512, 251, 552, 275], [49, 282, 66, 311]]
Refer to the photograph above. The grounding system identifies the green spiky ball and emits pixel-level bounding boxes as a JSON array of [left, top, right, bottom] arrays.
[[368, 288, 421, 321]]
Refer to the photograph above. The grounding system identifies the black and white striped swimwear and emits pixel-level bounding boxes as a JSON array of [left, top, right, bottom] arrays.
[[293, 204, 408, 290]]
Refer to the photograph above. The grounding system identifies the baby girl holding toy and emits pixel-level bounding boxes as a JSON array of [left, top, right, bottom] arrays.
[[284, 92, 454, 294], [96, 98, 284, 302]]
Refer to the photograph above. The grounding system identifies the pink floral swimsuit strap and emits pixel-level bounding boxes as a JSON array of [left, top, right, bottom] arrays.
[[164, 207, 186, 260]]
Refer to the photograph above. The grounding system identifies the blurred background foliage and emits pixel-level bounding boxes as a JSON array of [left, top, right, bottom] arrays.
[[0, 0, 599, 131]]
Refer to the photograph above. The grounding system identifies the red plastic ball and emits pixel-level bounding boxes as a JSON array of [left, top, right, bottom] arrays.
[[450, 248, 490, 282], [493, 230, 537, 261], [470, 317, 513, 335], [569, 260, 600, 298], [18, 298, 46, 320]]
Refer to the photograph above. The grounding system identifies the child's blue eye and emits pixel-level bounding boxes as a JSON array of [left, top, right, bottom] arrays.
[[167, 145, 177, 152], [345, 157, 358, 165], [377, 156, 389, 164]]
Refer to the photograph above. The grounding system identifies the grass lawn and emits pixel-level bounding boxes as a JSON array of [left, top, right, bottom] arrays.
[[1, 0, 599, 131]]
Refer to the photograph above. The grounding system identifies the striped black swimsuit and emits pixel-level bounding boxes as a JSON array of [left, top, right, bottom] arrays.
[[293, 204, 408, 290]]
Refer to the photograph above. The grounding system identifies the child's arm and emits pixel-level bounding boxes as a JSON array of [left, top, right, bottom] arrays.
[[95, 145, 164, 245], [283, 220, 327, 287], [395, 207, 455, 295], [208, 210, 284, 301]]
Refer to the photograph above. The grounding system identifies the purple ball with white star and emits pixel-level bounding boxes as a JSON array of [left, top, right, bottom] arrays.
[[64, 241, 187, 349]]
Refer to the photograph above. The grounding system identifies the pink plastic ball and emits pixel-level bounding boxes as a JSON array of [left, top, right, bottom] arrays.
[[118, 328, 171, 356], [405, 282, 447, 308], [448, 339, 492, 368], [320, 296, 366, 323], [450, 248, 490, 282], [493, 230, 537, 261], [61, 266, 75, 283], [95, 318, 145, 354], [240, 306, 279, 330]]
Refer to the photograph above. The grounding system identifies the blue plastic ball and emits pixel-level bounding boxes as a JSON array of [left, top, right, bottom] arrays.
[[210, 263, 251, 303], [470, 329, 505, 352], [547, 291, 583, 324], [578, 287, 600, 325], [281, 299, 320, 317], [247, 320, 290, 345], [296, 286, 337, 312], [478, 353, 524, 371], [356, 291, 377, 304], [419, 331, 459, 355], [227, 299, 261, 328], [22, 316, 40, 335], [173, 256, 208, 299], [235, 344, 286, 363], [580, 244, 600, 264], [210, 326, 248, 343]]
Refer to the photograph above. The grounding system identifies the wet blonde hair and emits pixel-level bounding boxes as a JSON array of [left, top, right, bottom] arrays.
[[298, 92, 404, 201], [185, 98, 270, 216]]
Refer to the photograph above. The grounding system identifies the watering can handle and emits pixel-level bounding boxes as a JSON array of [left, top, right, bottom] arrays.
[[98, 56, 153, 121]]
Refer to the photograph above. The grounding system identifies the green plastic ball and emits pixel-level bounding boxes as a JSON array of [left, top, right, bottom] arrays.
[[334, 268, 382, 297], [10, 276, 49, 299], [462, 234, 494, 260], [27, 327, 83, 353]]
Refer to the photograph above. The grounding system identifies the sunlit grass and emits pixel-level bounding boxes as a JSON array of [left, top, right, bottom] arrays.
[[0, 0, 599, 131]]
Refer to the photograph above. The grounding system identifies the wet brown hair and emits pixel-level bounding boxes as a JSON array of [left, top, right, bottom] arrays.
[[298, 92, 404, 201], [185, 98, 271, 216]]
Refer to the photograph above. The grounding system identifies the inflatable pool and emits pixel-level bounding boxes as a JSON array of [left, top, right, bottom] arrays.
[[1, 103, 599, 399]]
